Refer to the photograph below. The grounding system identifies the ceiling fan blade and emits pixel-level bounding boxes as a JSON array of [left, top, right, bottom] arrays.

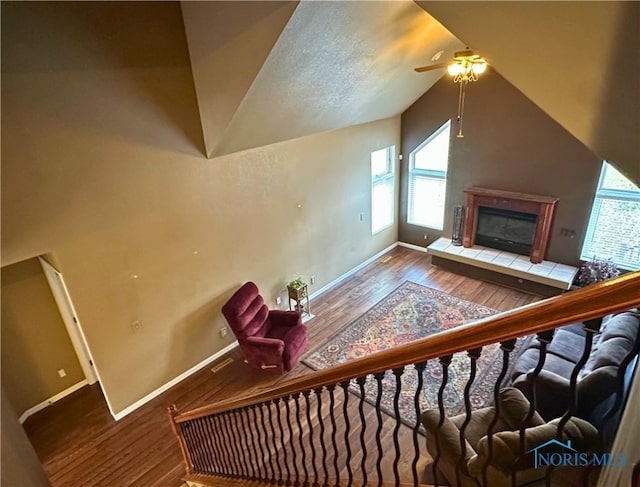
[[414, 63, 447, 73]]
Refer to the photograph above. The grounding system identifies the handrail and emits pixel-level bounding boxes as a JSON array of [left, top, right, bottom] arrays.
[[174, 271, 640, 423]]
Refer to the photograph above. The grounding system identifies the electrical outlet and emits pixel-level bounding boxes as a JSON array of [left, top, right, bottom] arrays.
[[310, 275, 316, 285], [359, 213, 364, 222], [131, 320, 142, 332], [57, 369, 66, 378], [276, 296, 282, 306], [219, 327, 228, 338], [423, 234, 428, 240]]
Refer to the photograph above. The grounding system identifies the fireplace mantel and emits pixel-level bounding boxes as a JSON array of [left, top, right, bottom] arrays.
[[462, 187, 558, 263]]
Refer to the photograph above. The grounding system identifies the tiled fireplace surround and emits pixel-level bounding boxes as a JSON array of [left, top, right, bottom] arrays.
[[427, 187, 579, 293]]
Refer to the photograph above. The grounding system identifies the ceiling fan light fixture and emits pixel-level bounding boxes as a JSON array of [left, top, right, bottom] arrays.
[[447, 63, 464, 76], [471, 61, 487, 75], [415, 49, 488, 138]]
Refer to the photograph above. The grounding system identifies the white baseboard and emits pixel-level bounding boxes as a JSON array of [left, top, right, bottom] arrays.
[[19, 380, 88, 424], [308, 242, 398, 301], [398, 241, 428, 252], [111, 341, 239, 421]]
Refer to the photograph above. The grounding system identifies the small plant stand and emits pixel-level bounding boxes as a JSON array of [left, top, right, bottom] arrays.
[[287, 283, 310, 317]]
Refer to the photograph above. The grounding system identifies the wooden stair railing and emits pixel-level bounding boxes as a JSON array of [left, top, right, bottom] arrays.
[[169, 272, 640, 487]]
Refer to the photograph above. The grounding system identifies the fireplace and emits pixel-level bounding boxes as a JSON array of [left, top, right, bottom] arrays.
[[462, 187, 558, 263]]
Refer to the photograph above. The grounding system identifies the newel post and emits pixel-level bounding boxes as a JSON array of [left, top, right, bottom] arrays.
[[168, 405, 193, 476]]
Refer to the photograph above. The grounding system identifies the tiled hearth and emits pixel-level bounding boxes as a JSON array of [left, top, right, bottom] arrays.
[[428, 237, 578, 291]]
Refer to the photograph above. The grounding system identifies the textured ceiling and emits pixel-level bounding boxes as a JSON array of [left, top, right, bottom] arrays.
[[419, 1, 640, 184], [181, 0, 638, 183], [182, 0, 464, 158]]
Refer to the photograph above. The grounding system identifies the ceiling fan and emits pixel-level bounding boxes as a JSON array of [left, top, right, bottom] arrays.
[[415, 49, 488, 138]]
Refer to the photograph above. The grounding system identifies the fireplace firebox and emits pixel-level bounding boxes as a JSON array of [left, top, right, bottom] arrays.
[[476, 207, 537, 255], [463, 187, 558, 263]]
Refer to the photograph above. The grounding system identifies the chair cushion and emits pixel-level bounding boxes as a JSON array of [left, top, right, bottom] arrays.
[[470, 416, 599, 473]]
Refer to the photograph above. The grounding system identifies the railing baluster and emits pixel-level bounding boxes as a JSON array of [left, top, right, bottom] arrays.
[[267, 400, 281, 484], [258, 401, 274, 481], [340, 380, 353, 486], [314, 387, 329, 486], [327, 384, 339, 485], [373, 371, 385, 487], [432, 355, 452, 487], [481, 339, 516, 487], [456, 348, 481, 487], [232, 409, 249, 478], [391, 367, 404, 487], [284, 395, 299, 484], [411, 362, 427, 486], [240, 407, 257, 479], [294, 392, 309, 485], [303, 390, 318, 486], [356, 376, 368, 486], [275, 397, 290, 485], [249, 405, 264, 480]]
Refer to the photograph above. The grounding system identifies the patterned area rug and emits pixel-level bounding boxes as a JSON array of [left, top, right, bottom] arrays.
[[303, 281, 527, 429]]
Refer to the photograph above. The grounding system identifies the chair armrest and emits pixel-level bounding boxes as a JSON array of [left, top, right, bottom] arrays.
[[269, 310, 303, 327], [420, 410, 476, 475]]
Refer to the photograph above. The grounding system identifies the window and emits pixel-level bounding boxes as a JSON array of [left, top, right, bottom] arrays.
[[371, 146, 395, 234], [581, 162, 640, 271], [407, 120, 451, 229]]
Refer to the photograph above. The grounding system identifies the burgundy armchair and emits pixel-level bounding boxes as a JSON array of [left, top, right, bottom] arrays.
[[222, 281, 308, 374]]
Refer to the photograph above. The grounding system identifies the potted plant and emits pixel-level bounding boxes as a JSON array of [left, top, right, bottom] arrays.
[[288, 277, 306, 291], [575, 256, 620, 287]]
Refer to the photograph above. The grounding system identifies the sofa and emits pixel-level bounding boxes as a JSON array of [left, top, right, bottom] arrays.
[[510, 308, 640, 425]]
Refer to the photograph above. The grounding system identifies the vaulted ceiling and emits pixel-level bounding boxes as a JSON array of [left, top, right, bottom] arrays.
[[180, 1, 638, 183]]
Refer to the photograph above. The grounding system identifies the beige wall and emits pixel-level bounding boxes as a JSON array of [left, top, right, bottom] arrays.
[[399, 69, 602, 265], [1, 2, 400, 414], [1, 259, 84, 415], [1, 389, 52, 487]]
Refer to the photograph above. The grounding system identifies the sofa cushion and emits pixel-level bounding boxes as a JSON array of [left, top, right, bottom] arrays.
[[545, 329, 589, 363], [511, 348, 577, 382]]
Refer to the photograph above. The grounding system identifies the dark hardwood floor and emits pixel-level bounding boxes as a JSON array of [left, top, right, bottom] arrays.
[[23, 247, 540, 487]]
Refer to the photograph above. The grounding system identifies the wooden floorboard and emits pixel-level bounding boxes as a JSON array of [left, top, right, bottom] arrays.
[[23, 247, 540, 486]]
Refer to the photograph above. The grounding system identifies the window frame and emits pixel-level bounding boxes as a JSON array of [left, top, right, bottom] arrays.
[[371, 146, 395, 235], [407, 120, 452, 230]]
